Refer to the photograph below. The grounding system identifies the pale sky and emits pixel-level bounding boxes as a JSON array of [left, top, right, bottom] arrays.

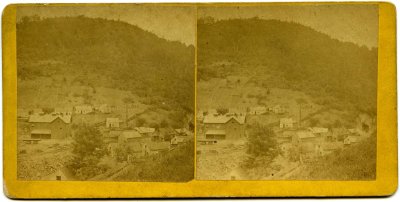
[[198, 4, 379, 48], [17, 5, 196, 46]]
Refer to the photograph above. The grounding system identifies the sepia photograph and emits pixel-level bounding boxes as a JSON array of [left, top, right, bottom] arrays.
[[196, 5, 378, 180], [2, 1, 397, 199], [16, 5, 195, 182]]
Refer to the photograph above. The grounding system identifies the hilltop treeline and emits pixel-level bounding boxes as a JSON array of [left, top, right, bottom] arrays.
[[198, 18, 377, 113], [17, 16, 194, 112]]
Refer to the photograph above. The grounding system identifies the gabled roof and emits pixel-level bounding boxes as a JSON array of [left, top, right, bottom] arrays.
[[122, 130, 141, 139], [28, 114, 71, 124], [205, 130, 226, 135], [203, 114, 245, 124], [31, 129, 51, 134], [308, 127, 329, 134], [297, 131, 315, 139], [135, 127, 155, 134]]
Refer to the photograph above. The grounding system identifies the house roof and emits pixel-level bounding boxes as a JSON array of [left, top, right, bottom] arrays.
[[31, 129, 51, 134], [345, 136, 359, 144], [104, 130, 122, 138], [135, 127, 155, 134], [28, 114, 71, 124], [203, 114, 245, 124], [308, 127, 329, 134], [205, 130, 226, 135], [280, 118, 295, 124], [106, 118, 120, 123], [122, 130, 141, 139], [297, 131, 315, 139], [149, 142, 170, 150]]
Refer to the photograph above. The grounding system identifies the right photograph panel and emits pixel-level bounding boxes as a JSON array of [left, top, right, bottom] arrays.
[[196, 4, 378, 180]]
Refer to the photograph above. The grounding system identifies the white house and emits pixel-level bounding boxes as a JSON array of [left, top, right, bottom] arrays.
[[269, 105, 285, 114], [106, 118, 120, 128], [280, 118, 295, 129], [97, 104, 112, 114], [74, 105, 93, 114], [248, 106, 267, 115]]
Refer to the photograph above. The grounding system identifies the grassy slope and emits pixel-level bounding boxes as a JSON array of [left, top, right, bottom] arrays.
[[17, 16, 194, 112], [197, 18, 377, 114]]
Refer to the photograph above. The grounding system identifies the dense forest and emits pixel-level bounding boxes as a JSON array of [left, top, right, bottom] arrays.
[[17, 16, 194, 112], [197, 18, 377, 114]]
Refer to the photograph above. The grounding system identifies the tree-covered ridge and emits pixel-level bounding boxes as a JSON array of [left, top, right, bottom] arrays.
[[17, 16, 194, 112], [198, 18, 377, 114]]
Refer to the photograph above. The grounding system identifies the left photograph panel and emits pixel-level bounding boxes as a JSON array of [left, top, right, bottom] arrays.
[[16, 5, 195, 182]]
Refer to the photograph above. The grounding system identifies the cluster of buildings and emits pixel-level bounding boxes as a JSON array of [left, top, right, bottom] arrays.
[[18, 104, 114, 140], [19, 104, 193, 161], [105, 127, 192, 159], [196, 105, 285, 142], [276, 127, 365, 163], [197, 105, 368, 163]]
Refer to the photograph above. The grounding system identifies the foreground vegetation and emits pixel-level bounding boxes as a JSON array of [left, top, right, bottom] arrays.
[[289, 134, 376, 180], [114, 140, 194, 182]]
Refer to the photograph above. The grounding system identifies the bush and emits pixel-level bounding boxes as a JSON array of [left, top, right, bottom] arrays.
[[160, 119, 169, 128], [136, 118, 146, 127], [115, 140, 194, 182]]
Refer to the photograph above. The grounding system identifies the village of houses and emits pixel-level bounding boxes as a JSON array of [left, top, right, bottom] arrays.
[[17, 103, 193, 181], [196, 93, 376, 180]]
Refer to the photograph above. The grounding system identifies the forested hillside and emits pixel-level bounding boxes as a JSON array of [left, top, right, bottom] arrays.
[[198, 18, 377, 113], [17, 16, 194, 112]]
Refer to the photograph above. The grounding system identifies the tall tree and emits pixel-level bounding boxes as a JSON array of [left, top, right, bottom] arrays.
[[69, 124, 106, 180]]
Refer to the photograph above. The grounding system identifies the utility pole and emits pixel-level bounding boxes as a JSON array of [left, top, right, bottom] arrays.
[[126, 104, 128, 128], [298, 104, 302, 128]]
